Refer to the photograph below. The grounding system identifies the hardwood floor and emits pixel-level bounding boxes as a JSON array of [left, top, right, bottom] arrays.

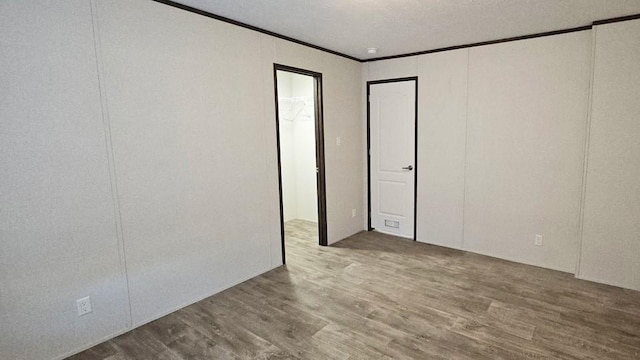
[[71, 219, 640, 359]]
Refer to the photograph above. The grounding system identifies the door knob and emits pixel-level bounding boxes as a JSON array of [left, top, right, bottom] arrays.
[[402, 165, 413, 171]]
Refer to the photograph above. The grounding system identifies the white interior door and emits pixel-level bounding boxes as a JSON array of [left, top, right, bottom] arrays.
[[370, 80, 416, 239]]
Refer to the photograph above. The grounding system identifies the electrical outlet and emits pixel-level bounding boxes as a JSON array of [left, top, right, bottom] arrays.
[[77, 296, 92, 316], [336, 136, 342, 146], [535, 235, 543, 247], [351, 208, 357, 218]]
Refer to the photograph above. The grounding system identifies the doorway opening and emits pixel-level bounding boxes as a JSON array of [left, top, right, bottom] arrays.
[[274, 64, 328, 264], [367, 77, 418, 240]]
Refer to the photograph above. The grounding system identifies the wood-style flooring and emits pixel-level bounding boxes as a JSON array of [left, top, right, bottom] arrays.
[[70, 219, 640, 359]]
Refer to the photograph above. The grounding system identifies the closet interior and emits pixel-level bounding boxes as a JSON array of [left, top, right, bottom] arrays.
[[276, 71, 319, 240]]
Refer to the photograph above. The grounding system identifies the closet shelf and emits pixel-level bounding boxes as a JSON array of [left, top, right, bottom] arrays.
[[278, 96, 315, 122]]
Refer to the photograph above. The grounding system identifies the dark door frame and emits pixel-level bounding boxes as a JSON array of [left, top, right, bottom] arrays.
[[366, 77, 419, 240], [273, 64, 328, 265]]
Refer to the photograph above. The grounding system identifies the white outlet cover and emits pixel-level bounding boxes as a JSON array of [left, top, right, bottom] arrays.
[[535, 235, 543, 246], [351, 208, 356, 217], [336, 136, 342, 146], [77, 296, 92, 316]]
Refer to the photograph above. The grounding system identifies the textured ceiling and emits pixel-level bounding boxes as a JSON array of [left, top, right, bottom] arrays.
[[172, 0, 640, 60]]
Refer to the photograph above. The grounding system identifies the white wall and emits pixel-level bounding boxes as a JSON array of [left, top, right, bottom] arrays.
[[0, 0, 363, 359], [280, 117, 297, 222], [366, 31, 593, 273], [280, 117, 298, 222], [578, 19, 640, 291], [97, 0, 277, 326], [292, 75, 318, 222], [277, 72, 297, 221], [293, 119, 319, 222], [278, 72, 318, 223], [465, 32, 592, 272], [416, 50, 468, 249], [292, 71, 315, 98], [0, 2, 129, 359]]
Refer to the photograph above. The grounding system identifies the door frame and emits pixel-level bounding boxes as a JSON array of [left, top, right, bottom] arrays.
[[366, 77, 419, 240], [273, 64, 328, 265]]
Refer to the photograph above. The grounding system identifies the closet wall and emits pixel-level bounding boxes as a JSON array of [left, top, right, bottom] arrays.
[[278, 71, 318, 222]]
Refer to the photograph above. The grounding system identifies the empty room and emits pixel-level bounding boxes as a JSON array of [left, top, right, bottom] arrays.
[[1, 1, 639, 359]]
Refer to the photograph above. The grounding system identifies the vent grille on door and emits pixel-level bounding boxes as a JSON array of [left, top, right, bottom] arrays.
[[384, 220, 400, 228]]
